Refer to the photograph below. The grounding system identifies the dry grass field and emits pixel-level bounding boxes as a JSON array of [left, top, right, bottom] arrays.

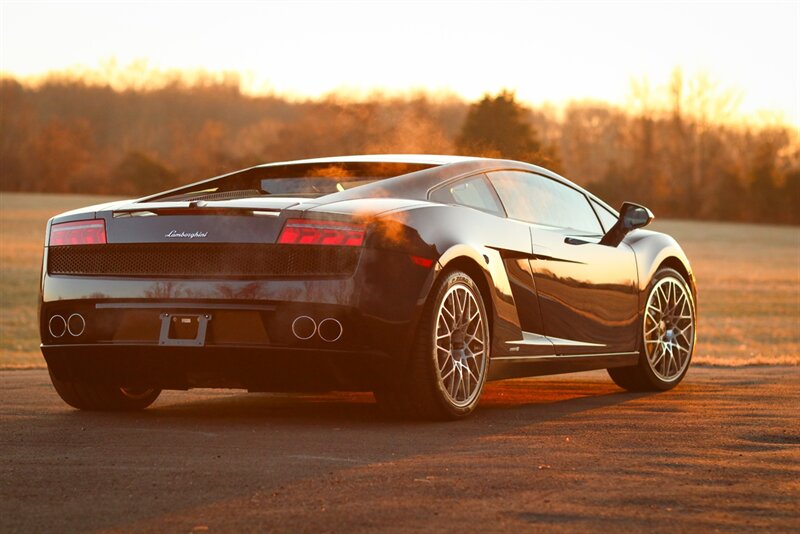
[[0, 193, 122, 367], [0, 192, 797, 369]]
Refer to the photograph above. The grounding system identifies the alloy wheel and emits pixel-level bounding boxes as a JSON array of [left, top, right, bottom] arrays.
[[643, 276, 695, 381], [434, 283, 488, 407]]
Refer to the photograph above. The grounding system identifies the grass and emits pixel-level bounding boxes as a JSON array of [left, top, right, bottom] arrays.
[[0, 192, 797, 368], [649, 219, 799, 366], [0, 193, 122, 367]]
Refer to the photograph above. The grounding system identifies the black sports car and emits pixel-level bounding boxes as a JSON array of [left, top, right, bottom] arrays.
[[40, 155, 696, 419]]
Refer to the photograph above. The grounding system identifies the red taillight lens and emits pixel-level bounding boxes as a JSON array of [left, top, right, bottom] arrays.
[[49, 219, 107, 246], [278, 219, 365, 246]]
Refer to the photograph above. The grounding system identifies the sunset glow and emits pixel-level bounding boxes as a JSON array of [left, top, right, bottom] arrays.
[[2, 0, 798, 124]]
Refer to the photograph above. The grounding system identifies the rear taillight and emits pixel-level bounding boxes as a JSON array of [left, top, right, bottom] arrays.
[[49, 219, 107, 246], [278, 219, 365, 246]]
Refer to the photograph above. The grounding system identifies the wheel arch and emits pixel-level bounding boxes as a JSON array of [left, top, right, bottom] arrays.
[[657, 256, 696, 301], [626, 230, 696, 300], [436, 254, 495, 335]]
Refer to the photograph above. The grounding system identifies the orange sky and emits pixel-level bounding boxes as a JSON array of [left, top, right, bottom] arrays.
[[1, 1, 798, 125]]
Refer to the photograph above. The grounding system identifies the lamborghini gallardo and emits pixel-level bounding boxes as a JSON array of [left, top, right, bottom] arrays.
[[40, 155, 697, 419]]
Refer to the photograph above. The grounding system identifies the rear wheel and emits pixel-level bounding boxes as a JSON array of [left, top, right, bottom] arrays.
[[48, 369, 161, 411], [608, 267, 696, 391], [375, 270, 490, 420]]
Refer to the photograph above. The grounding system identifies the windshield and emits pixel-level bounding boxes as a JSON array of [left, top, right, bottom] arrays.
[[148, 162, 436, 202]]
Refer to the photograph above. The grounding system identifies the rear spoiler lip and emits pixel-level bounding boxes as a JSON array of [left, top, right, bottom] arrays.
[[111, 207, 285, 218]]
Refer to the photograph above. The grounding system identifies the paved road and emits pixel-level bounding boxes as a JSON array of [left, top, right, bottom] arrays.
[[1, 367, 798, 533]]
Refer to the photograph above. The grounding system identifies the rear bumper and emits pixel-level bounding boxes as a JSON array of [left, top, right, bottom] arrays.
[[40, 298, 410, 392], [42, 344, 393, 392], [38, 247, 439, 392]]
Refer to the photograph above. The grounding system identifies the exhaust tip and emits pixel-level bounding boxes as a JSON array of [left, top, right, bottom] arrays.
[[67, 313, 86, 337], [48, 315, 67, 338], [291, 316, 317, 340], [318, 318, 343, 343]]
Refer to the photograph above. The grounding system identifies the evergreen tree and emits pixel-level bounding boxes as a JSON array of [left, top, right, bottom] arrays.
[[112, 151, 177, 195], [456, 90, 542, 161]]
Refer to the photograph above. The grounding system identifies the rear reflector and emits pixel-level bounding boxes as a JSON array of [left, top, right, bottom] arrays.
[[278, 219, 365, 247], [410, 255, 434, 268], [49, 219, 107, 246]]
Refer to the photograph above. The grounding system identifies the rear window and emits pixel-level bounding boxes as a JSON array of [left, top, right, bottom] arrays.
[[430, 175, 505, 216], [150, 162, 436, 201]]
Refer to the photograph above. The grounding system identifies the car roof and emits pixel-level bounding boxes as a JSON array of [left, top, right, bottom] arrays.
[[141, 153, 618, 217], [254, 154, 479, 167]]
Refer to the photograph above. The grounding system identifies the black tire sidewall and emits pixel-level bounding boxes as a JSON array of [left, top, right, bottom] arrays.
[[48, 368, 161, 410]]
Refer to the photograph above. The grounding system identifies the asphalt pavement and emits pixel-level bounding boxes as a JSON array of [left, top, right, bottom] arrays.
[[1, 366, 798, 533]]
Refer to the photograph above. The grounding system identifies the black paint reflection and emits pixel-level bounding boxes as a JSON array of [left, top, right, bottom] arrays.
[[529, 227, 640, 354]]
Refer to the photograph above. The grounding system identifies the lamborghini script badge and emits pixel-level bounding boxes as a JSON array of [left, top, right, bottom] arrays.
[[165, 230, 208, 239]]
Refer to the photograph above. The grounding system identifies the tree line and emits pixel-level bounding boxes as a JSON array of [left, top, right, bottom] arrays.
[[1, 70, 797, 224]]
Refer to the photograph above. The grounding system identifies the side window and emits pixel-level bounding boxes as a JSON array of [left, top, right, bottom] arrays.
[[488, 170, 603, 234], [590, 198, 619, 232], [430, 175, 504, 216]]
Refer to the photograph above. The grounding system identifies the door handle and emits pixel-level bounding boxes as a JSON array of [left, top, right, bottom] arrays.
[[564, 237, 590, 246]]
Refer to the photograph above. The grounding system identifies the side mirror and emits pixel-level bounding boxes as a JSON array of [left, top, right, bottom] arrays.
[[600, 202, 654, 247], [620, 202, 654, 231]]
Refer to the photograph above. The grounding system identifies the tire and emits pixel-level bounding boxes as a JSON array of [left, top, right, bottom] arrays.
[[608, 267, 696, 392], [48, 368, 161, 411], [374, 270, 490, 420]]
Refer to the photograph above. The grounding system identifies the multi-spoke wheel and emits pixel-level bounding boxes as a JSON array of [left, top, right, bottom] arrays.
[[434, 283, 488, 408], [608, 267, 696, 391], [48, 368, 161, 410], [374, 270, 490, 419], [643, 277, 694, 381]]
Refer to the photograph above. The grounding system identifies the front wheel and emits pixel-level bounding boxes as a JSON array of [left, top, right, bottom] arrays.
[[375, 270, 490, 420], [48, 369, 161, 411], [608, 267, 696, 391]]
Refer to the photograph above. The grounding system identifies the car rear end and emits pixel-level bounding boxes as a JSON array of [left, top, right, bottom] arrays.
[[39, 196, 438, 394]]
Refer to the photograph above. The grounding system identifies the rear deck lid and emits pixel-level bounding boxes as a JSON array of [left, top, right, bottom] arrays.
[[105, 198, 310, 244]]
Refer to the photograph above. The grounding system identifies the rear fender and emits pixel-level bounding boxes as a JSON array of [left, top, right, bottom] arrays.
[[396, 205, 531, 358]]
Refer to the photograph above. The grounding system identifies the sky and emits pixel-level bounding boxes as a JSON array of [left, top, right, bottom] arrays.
[[1, 0, 798, 125]]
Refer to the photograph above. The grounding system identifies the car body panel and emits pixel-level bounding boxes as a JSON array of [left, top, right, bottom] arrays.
[[527, 225, 640, 355]]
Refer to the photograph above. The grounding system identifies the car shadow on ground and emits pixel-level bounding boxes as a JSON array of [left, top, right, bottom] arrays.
[[60, 376, 654, 430]]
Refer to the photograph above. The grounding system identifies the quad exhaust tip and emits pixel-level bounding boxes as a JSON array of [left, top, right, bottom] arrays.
[[318, 318, 343, 342], [67, 313, 86, 337], [291, 316, 343, 342], [48, 315, 67, 338], [49, 313, 86, 338], [291, 315, 317, 340]]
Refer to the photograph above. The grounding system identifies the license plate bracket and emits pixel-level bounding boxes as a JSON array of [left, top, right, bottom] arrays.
[[159, 313, 210, 346]]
